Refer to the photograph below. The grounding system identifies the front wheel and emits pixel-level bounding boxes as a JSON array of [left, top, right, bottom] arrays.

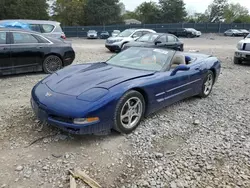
[[43, 55, 63, 74], [114, 90, 145, 134], [234, 57, 242, 64], [199, 70, 214, 98]]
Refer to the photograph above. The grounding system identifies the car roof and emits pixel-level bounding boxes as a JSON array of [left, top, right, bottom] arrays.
[[0, 27, 41, 34], [0, 19, 60, 25]]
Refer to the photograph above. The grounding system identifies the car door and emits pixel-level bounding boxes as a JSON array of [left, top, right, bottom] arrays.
[[131, 31, 143, 40], [0, 31, 11, 74], [10, 31, 44, 74], [162, 55, 193, 106], [166, 35, 181, 50]]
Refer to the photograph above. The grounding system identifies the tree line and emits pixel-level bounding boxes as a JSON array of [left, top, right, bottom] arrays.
[[0, 0, 249, 26]]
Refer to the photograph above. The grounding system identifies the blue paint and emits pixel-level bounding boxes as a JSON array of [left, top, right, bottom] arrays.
[[31, 50, 221, 135]]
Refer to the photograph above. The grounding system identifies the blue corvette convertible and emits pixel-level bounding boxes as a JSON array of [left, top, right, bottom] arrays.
[[31, 47, 221, 135]]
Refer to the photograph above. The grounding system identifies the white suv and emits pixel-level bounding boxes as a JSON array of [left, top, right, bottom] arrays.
[[105, 28, 156, 52], [234, 34, 250, 64]]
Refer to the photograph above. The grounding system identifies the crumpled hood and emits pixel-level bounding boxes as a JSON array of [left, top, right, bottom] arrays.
[[43, 63, 154, 97]]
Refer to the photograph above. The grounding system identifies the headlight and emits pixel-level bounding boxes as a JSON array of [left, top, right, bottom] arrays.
[[237, 42, 243, 50], [114, 39, 123, 42], [77, 87, 109, 102], [74, 117, 99, 125]]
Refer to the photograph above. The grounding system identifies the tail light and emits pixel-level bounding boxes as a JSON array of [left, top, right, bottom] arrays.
[[61, 33, 66, 40]]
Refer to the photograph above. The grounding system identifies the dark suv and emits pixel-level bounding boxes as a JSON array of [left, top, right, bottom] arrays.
[[168, 28, 201, 38]]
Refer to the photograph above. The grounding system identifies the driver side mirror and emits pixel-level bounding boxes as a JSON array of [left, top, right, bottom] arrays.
[[170, 65, 190, 76], [155, 41, 162, 45], [132, 34, 138, 38]]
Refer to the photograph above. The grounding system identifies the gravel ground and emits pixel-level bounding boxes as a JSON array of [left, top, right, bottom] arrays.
[[1, 34, 250, 188]]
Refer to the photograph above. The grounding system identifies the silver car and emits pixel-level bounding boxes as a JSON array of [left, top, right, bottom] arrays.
[[87, 30, 98, 39], [0, 19, 66, 39], [105, 28, 156, 52]]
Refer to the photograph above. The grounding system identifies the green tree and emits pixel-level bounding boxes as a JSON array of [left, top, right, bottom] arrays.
[[223, 3, 249, 23], [205, 0, 228, 22], [186, 13, 209, 23], [84, 0, 122, 25], [122, 11, 139, 20], [52, 0, 85, 26], [0, 0, 49, 20], [135, 1, 161, 24], [159, 0, 187, 23]]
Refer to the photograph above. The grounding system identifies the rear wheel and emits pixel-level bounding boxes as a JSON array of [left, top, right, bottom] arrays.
[[114, 90, 145, 134], [43, 55, 63, 74], [199, 70, 214, 98]]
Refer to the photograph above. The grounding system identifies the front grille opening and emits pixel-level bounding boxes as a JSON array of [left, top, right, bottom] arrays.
[[243, 43, 246, 50], [50, 115, 73, 123], [66, 127, 80, 133]]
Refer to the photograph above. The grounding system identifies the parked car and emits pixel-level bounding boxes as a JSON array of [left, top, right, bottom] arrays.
[[224, 29, 244, 37], [100, 31, 110, 39], [234, 36, 250, 64], [238, 29, 250, 37], [0, 19, 66, 39], [122, 33, 184, 51], [168, 28, 201, 38], [31, 46, 221, 135], [105, 28, 156, 52], [111, 30, 120, 37], [87, 30, 98, 39], [0, 28, 75, 76]]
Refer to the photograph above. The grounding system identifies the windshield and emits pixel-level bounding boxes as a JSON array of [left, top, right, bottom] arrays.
[[88, 30, 96, 33], [106, 47, 173, 71], [117, 29, 135, 37], [232, 29, 239, 33], [113, 30, 120, 33], [246, 34, 250, 38], [241, 29, 248, 32], [137, 33, 160, 42], [186, 28, 196, 32]]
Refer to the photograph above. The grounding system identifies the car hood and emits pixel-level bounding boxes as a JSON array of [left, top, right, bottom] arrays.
[[43, 63, 154, 97]]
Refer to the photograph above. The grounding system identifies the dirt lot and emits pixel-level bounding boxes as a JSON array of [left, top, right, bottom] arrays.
[[1, 35, 250, 188]]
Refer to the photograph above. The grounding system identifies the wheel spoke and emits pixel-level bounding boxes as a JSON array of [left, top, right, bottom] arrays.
[[121, 111, 129, 120]]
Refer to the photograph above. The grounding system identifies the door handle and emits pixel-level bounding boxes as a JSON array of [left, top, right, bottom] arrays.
[[36, 46, 43, 49]]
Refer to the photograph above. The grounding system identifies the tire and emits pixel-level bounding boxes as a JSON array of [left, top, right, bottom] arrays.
[[114, 90, 145, 134], [43, 55, 63, 74], [234, 57, 242, 64], [199, 70, 214, 98], [187, 33, 192, 38]]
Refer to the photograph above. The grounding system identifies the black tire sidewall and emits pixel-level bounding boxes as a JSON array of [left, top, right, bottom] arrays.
[[43, 55, 62, 74], [114, 90, 145, 134], [234, 57, 242, 64], [199, 70, 214, 98]]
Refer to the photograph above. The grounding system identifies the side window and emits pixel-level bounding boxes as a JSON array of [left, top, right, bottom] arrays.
[[13, 32, 39, 44], [41, 24, 55, 33], [0, 32, 6, 44], [142, 31, 149, 35], [132, 31, 143, 38], [30, 24, 41, 33], [157, 35, 167, 43], [167, 35, 177, 42]]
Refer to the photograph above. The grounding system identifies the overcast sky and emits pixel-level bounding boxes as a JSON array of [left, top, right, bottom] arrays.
[[120, 0, 250, 14]]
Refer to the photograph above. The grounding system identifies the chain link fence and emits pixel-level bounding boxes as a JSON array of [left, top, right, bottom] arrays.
[[62, 23, 250, 37]]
